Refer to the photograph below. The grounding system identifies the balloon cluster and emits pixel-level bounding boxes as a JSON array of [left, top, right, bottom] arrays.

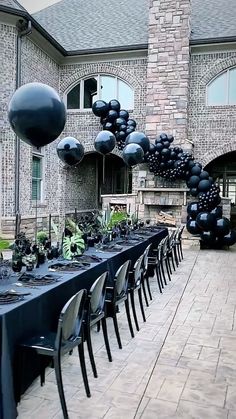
[[92, 99, 137, 151]]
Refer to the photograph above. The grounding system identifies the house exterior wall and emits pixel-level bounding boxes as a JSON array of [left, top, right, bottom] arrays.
[[189, 49, 236, 167]]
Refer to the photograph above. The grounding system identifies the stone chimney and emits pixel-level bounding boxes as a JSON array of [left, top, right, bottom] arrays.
[[145, 0, 191, 147]]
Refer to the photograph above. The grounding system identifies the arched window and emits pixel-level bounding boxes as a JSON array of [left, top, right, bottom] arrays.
[[66, 75, 134, 110], [207, 67, 236, 106]]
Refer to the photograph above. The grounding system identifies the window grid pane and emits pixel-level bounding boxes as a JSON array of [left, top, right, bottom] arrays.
[[32, 156, 42, 200], [100, 76, 117, 103], [229, 68, 236, 105], [207, 72, 227, 106], [67, 84, 80, 109], [118, 79, 134, 109]]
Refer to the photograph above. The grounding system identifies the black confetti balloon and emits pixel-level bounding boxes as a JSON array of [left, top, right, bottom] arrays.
[[57, 137, 84, 166], [8, 82, 66, 148]]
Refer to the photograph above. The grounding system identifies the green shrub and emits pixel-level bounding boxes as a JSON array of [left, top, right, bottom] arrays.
[[0, 238, 10, 251]]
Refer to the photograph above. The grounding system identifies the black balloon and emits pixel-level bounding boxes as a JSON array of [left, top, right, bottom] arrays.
[[196, 212, 217, 231], [126, 127, 135, 135], [57, 137, 84, 166], [107, 110, 118, 122], [187, 202, 199, 219], [125, 131, 150, 153], [94, 131, 116, 155], [223, 230, 236, 246], [186, 219, 201, 235], [8, 82, 66, 148], [211, 206, 223, 219], [201, 230, 216, 246], [188, 175, 200, 188], [198, 179, 212, 192], [122, 143, 144, 167], [215, 218, 230, 236], [190, 188, 199, 197], [103, 122, 114, 131], [92, 100, 109, 117], [119, 109, 129, 120], [115, 117, 127, 128], [109, 99, 120, 112], [191, 165, 202, 176], [199, 170, 209, 180], [127, 119, 137, 128]]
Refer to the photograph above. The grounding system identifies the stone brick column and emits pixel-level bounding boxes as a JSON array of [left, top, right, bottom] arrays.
[[146, 0, 191, 146]]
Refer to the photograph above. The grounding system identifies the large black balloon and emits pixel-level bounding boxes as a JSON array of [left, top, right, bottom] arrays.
[[198, 179, 212, 192], [215, 218, 230, 236], [187, 202, 199, 219], [191, 165, 202, 176], [94, 131, 116, 155], [199, 170, 209, 180], [211, 206, 223, 219], [8, 82, 66, 148], [57, 137, 84, 166], [109, 99, 120, 112], [122, 143, 144, 167], [223, 230, 236, 246], [196, 212, 217, 231], [186, 219, 201, 235], [125, 131, 150, 153], [92, 100, 109, 117]]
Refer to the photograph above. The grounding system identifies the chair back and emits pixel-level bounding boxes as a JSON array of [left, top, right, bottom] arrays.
[[89, 271, 108, 315], [134, 253, 145, 286], [143, 243, 152, 271], [177, 225, 184, 240], [55, 289, 87, 349], [162, 236, 169, 256], [157, 237, 165, 261], [115, 260, 131, 296]]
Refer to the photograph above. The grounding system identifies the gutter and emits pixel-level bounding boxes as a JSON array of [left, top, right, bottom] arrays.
[[190, 36, 236, 46], [0, 5, 148, 56]]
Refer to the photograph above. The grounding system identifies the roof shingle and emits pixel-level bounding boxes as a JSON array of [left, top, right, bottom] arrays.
[[33, 0, 149, 52], [0, 0, 25, 10]]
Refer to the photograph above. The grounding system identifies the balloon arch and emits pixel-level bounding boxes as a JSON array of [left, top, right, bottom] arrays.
[[7, 83, 236, 249]]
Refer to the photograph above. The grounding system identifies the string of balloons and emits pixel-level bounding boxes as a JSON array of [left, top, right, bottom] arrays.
[[7, 83, 236, 248], [91, 99, 236, 248]]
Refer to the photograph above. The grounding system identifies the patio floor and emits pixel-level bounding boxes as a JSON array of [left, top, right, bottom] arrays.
[[17, 244, 236, 418]]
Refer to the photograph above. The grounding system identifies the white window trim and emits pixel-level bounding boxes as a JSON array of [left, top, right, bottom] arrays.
[[65, 74, 134, 111], [32, 148, 44, 202], [207, 67, 236, 106]]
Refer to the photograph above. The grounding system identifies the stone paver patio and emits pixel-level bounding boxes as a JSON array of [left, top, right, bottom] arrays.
[[17, 245, 236, 418]]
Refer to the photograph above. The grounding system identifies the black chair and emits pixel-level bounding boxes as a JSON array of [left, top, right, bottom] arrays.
[[128, 253, 146, 332], [167, 229, 177, 272], [161, 236, 172, 282], [85, 271, 112, 379], [19, 289, 90, 419], [105, 260, 134, 349], [142, 243, 153, 303], [175, 225, 184, 262]]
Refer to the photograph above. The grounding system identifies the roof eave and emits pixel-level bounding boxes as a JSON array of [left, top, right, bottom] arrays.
[[66, 43, 148, 56], [190, 36, 236, 46], [0, 5, 67, 55]]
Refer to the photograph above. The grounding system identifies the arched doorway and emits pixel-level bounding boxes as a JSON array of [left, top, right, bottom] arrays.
[[65, 152, 131, 211], [205, 151, 236, 226]]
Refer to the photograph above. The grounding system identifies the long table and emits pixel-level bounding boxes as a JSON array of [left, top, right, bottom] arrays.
[[0, 228, 167, 419]]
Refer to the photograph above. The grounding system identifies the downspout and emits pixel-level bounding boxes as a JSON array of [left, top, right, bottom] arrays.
[[15, 19, 32, 217]]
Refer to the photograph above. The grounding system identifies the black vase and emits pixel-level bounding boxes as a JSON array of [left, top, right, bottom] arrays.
[[87, 237, 95, 247], [38, 253, 45, 264], [12, 259, 22, 273]]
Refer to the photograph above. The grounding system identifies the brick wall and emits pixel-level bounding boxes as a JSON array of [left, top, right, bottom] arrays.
[[189, 50, 236, 167]]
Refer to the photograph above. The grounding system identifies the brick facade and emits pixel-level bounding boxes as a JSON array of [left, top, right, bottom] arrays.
[[189, 50, 236, 167]]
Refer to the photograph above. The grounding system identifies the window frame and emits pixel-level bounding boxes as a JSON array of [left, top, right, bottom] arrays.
[[65, 74, 134, 111], [207, 67, 236, 106], [32, 148, 44, 202]]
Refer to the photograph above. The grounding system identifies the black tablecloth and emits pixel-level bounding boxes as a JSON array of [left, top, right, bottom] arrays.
[[0, 228, 167, 419]]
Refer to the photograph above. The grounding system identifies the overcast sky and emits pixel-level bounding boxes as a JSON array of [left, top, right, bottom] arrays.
[[18, 0, 61, 13]]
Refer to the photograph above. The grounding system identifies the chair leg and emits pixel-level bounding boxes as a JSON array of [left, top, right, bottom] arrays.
[[177, 244, 181, 262], [54, 354, 69, 419], [171, 251, 176, 271], [78, 342, 91, 398], [125, 298, 134, 338], [112, 308, 122, 349], [168, 256, 172, 274], [165, 259, 171, 282], [146, 276, 153, 300], [138, 288, 146, 323], [96, 321, 101, 333], [130, 289, 139, 331], [86, 325, 98, 378], [180, 242, 183, 260], [174, 246, 179, 267], [39, 357, 46, 386], [155, 266, 162, 294], [141, 279, 149, 307], [160, 261, 167, 285], [158, 265, 164, 289], [101, 317, 112, 362]]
